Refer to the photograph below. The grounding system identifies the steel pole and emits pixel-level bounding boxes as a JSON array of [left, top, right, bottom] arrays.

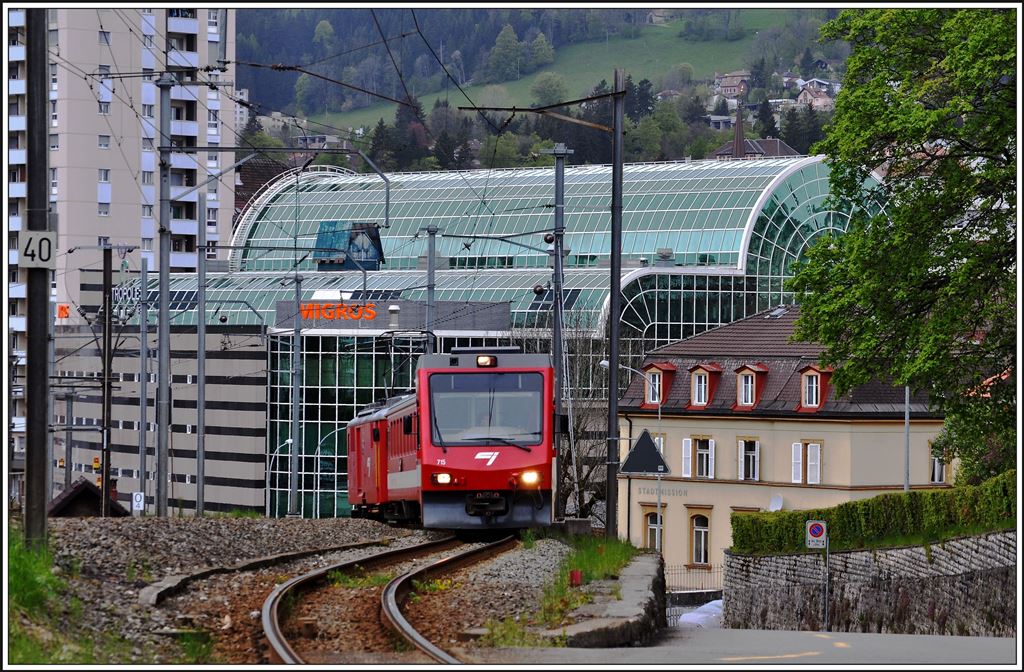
[[101, 246, 113, 517], [155, 72, 176, 517], [425, 225, 437, 354], [46, 300, 55, 500], [63, 395, 72, 492], [605, 69, 625, 539], [550, 143, 572, 520], [138, 257, 148, 513], [196, 193, 206, 515], [289, 275, 303, 515], [904, 385, 910, 491], [24, 7, 49, 548]]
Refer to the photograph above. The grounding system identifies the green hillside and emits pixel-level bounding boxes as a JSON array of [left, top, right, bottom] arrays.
[[311, 10, 787, 134]]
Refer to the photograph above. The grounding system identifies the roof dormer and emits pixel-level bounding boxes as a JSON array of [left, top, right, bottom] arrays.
[[641, 362, 677, 410], [733, 363, 768, 410], [797, 364, 832, 412], [687, 363, 722, 409]]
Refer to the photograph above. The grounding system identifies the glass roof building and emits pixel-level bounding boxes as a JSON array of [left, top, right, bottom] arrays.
[[114, 156, 881, 517]]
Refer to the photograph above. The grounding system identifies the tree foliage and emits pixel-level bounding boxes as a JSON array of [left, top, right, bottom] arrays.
[[789, 9, 1016, 482]]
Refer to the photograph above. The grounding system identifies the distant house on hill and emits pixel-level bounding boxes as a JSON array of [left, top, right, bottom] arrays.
[[796, 86, 835, 112], [718, 70, 750, 99], [711, 106, 799, 160]]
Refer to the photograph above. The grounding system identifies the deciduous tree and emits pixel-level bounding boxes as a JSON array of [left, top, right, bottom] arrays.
[[789, 9, 1016, 482]]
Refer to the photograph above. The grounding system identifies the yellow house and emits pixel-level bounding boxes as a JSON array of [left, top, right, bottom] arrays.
[[613, 305, 948, 587]]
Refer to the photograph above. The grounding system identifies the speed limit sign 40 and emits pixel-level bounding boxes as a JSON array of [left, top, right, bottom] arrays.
[[806, 519, 827, 548], [20, 232, 57, 269]]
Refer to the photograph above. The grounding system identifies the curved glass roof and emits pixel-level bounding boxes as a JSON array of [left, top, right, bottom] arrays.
[[231, 157, 830, 274]]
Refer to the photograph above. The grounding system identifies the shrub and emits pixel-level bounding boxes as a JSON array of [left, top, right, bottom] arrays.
[[731, 470, 1015, 554]]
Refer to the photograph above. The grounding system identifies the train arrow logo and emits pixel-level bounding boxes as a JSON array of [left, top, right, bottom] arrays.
[[474, 451, 500, 466]]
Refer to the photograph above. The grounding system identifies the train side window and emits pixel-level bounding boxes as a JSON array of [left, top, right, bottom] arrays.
[[372, 427, 380, 442], [403, 415, 414, 435]]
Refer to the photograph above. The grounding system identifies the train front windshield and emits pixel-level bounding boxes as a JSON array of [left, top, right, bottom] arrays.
[[428, 372, 544, 448]]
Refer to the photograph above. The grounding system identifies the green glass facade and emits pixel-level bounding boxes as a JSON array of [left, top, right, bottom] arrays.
[[117, 157, 881, 517]]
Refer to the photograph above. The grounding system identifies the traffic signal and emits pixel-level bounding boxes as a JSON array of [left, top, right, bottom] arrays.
[[58, 458, 65, 468], [92, 457, 101, 472]]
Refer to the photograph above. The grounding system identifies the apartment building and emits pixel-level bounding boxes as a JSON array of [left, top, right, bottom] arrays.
[[6, 7, 236, 495]]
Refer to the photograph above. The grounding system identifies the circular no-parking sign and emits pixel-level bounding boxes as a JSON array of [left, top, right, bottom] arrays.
[[805, 519, 827, 548]]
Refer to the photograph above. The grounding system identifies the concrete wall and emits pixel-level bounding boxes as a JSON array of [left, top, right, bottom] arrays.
[[723, 530, 1016, 636]]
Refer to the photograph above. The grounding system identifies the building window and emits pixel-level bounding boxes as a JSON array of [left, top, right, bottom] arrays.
[[738, 439, 759, 481], [791, 442, 822, 485], [98, 169, 110, 183], [652, 432, 665, 454], [98, 135, 110, 149], [50, 62, 57, 88], [142, 67, 154, 81], [98, 30, 111, 45], [97, 64, 111, 77], [142, 104, 154, 118], [48, 29, 58, 47], [208, 9, 219, 29], [51, 100, 58, 125], [141, 8, 153, 14], [142, 34, 154, 48], [141, 237, 153, 251], [644, 511, 662, 550], [682, 437, 715, 479], [98, 237, 110, 248], [205, 241, 217, 260], [206, 207, 218, 228], [50, 168, 57, 193], [738, 373, 754, 406], [803, 373, 820, 407], [142, 204, 154, 217], [141, 171, 154, 185], [930, 456, 946, 484], [645, 370, 662, 405], [207, 142, 218, 163], [49, 134, 59, 150], [98, 203, 110, 217], [208, 180, 218, 195], [98, 101, 110, 115], [207, 110, 219, 131], [691, 514, 709, 565], [692, 372, 708, 406], [142, 137, 154, 151]]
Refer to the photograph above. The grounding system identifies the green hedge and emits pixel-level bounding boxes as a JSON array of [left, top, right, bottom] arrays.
[[731, 469, 1016, 555]]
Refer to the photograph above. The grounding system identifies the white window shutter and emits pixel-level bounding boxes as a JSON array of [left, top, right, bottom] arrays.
[[708, 439, 715, 479], [754, 441, 760, 481], [682, 438, 692, 478], [737, 440, 745, 480], [792, 442, 802, 483], [808, 443, 821, 484]]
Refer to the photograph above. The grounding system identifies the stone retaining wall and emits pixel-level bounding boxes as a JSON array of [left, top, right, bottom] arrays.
[[723, 530, 1016, 636]]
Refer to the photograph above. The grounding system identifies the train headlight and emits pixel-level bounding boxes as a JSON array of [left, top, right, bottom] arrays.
[[432, 472, 452, 485], [476, 355, 497, 367], [520, 470, 540, 486]]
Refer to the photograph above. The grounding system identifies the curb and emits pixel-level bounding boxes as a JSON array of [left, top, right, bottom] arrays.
[[138, 538, 387, 606]]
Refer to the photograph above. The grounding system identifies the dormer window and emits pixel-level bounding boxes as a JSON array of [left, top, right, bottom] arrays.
[[693, 372, 708, 406], [646, 370, 662, 405], [738, 373, 755, 406], [803, 373, 820, 407]]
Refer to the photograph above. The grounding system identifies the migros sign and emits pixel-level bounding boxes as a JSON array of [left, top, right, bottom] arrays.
[[300, 303, 377, 321]]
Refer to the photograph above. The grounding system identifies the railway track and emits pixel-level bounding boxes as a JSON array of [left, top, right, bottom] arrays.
[[262, 534, 517, 664]]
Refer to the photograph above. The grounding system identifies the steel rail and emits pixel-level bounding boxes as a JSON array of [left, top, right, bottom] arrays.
[[380, 535, 518, 664], [262, 535, 460, 664]]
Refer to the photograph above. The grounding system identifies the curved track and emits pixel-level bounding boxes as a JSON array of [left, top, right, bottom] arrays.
[[380, 535, 518, 663], [261, 536, 460, 664]]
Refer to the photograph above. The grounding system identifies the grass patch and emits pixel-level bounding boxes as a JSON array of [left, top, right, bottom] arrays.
[[520, 528, 536, 550], [328, 567, 394, 589], [226, 508, 262, 518], [8, 533, 65, 614], [478, 616, 567, 648], [178, 630, 217, 664], [408, 577, 457, 602]]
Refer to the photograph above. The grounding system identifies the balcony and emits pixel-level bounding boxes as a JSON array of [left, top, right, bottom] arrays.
[[9, 115, 26, 132], [167, 49, 199, 69], [170, 151, 197, 169], [8, 282, 26, 299], [9, 315, 26, 332], [170, 251, 197, 268], [9, 9, 25, 26], [171, 83, 200, 102], [8, 181, 26, 199], [12, 349, 26, 366], [170, 119, 198, 137], [9, 148, 26, 165], [8, 77, 25, 95], [170, 185, 198, 202], [169, 218, 198, 236], [167, 16, 199, 34], [9, 215, 22, 231]]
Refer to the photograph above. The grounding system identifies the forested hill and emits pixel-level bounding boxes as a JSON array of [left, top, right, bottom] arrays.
[[235, 8, 840, 117]]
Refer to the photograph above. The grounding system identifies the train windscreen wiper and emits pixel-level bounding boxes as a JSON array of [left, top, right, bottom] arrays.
[[462, 436, 532, 452]]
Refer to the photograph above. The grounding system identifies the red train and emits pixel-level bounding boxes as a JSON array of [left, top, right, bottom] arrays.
[[347, 347, 556, 529]]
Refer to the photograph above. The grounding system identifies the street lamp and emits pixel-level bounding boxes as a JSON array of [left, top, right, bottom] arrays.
[[267, 438, 292, 517], [313, 424, 348, 518], [599, 358, 665, 553]]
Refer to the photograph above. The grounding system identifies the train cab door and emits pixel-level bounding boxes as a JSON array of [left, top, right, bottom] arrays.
[[373, 420, 388, 503], [360, 424, 380, 505]]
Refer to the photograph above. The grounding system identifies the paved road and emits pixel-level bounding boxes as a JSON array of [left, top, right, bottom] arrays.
[[462, 626, 1018, 666]]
